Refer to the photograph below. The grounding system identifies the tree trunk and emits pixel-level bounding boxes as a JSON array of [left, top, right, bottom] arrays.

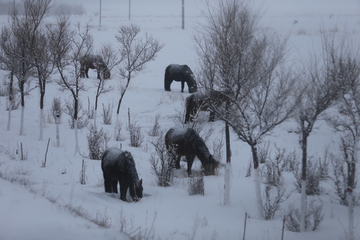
[[224, 162, 231, 206], [56, 115, 60, 147], [300, 120, 308, 232], [74, 95, 79, 154], [348, 188, 354, 240], [224, 122, 231, 206], [20, 104, 25, 135], [7, 100, 12, 131], [74, 118, 79, 153], [39, 83, 45, 141], [251, 143, 264, 219], [94, 107, 97, 129], [347, 136, 357, 240], [114, 113, 120, 140], [7, 71, 14, 131], [39, 107, 44, 141], [94, 93, 99, 129]]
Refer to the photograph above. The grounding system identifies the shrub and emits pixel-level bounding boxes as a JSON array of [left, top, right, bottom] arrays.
[[115, 120, 125, 141], [329, 148, 360, 206], [129, 124, 144, 147], [148, 114, 161, 137], [87, 124, 110, 160], [150, 132, 175, 187], [63, 99, 88, 129], [294, 156, 329, 195], [102, 102, 113, 125], [285, 199, 324, 232], [86, 97, 95, 120], [262, 147, 291, 220], [51, 97, 62, 124], [188, 176, 205, 196], [127, 109, 143, 147]]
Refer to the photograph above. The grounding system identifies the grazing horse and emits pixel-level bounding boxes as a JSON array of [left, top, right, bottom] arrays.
[[164, 64, 197, 93], [165, 127, 219, 176], [184, 90, 227, 123], [101, 147, 143, 202], [80, 54, 111, 80]]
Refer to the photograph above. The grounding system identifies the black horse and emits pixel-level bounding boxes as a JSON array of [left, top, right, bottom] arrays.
[[101, 147, 143, 202], [165, 127, 219, 176], [184, 90, 227, 123], [164, 64, 197, 93], [80, 54, 111, 80]]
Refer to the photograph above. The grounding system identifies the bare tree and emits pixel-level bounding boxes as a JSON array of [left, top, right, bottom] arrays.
[[48, 17, 93, 153], [24, 0, 54, 140], [294, 31, 345, 231], [324, 37, 360, 239], [5, 2, 39, 135], [114, 23, 163, 139], [0, 25, 16, 131], [92, 43, 119, 129], [1, 0, 53, 137], [195, 0, 300, 218]]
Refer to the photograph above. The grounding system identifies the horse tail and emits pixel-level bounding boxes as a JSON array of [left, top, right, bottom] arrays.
[[164, 65, 171, 91], [184, 95, 193, 123]]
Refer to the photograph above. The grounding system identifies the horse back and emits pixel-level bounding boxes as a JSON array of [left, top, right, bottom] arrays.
[[101, 147, 133, 180], [165, 64, 191, 80], [165, 127, 197, 156]]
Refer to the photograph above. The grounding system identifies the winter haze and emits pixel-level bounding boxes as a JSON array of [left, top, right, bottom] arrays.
[[0, 0, 360, 239]]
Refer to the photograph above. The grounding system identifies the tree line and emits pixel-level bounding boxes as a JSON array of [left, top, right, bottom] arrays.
[[0, 0, 163, 152], [195, 0, 358, 238], [0, 0, 358, 238]]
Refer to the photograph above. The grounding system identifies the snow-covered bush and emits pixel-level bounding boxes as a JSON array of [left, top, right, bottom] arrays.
[[294, 156, 329, 195], [262, 147, 291, 220], [285, 199, 324, 232], [188, 175, 205, 196], [148, 114, 161, 137], [86, 97, 95, 120], [115, 120, 125, 141], [329, 148, 360, 206], [129, 124, 143, 147], [150, 132, 174, 187], [101, 102, 113, 125], [86, 124, 110, 160], [51, 97, 62, 123], [64, 99, 88, 129]]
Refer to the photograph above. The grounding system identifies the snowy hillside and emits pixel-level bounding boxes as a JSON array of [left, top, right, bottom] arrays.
[[0, 0, 360, 239]]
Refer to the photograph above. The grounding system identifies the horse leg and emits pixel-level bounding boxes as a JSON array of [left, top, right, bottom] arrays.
[[164, 77, 172, 91], [185, 106, 192, 123], [181, 80, 185, 93], [111, 179, 118, 193], [85, 67, 89, 78], [119, 180, 128, 201], [186, 155, 195, 177], [175, 155, 181, 169], [103, 173, 113, 193]]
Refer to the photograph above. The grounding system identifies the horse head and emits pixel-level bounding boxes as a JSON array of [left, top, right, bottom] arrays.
[[188, 75, 197, 93], [130, 179, 143, 202], [203, 155, 219, 176]]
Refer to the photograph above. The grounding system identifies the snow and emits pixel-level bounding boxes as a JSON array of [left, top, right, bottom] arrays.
[[0, 0, 360, 239]]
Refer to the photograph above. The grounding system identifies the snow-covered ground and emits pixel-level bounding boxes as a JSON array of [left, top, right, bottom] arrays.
[[0, 0, 360, 239]]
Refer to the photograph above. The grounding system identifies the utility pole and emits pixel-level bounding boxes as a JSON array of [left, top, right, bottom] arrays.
[[99, 0, 102, 26], [129, 0, 131, 21], [182, 0, 185, 29]]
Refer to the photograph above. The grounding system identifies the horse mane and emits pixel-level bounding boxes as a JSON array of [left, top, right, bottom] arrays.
[[122, 151, 140, 184], [182, 65, 197, 87], [185, 128, 212, 165]]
